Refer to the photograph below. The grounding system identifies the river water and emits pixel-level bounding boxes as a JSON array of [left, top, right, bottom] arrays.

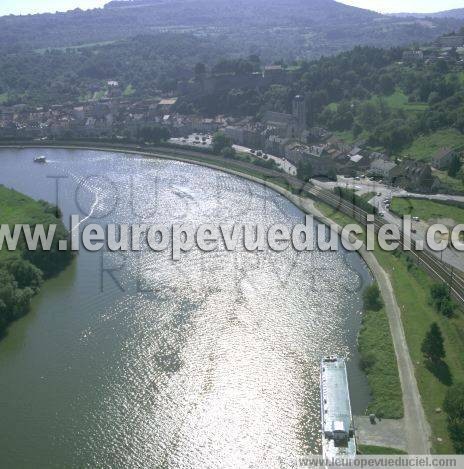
[[0, 148, 371, 468]]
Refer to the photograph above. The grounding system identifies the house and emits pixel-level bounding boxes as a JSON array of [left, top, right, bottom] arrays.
[[438, 36, 464, 48], [391, 160, 438, 193], [369, 159, 397, 180], [284, 142, 335, 177], [432, 148, 458, 170], [157, 98, 178, 114], [402, 50, 424, 63]]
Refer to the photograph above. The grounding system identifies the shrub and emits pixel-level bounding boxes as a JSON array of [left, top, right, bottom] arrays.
[[443, 383, 464, 453], [431, 283, 454, 317], [363, 284, 383, 311]]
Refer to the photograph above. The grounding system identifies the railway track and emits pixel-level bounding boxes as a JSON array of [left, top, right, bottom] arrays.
[[306, 185, 464, 306]]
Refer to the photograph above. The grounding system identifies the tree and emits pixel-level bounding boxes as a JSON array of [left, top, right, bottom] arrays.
[[138, 125, 170, 143], [212, 132, 231, 154], [352, 123, 363, 138], [194, 62, 206, 80], [221, 146, 236, 159], [5, 259, 43, 292], [297, 160, 313, 182], [443, 382, 464, 453], [379, 74, 395, 95], [448, 154, 462, 178], [431, 283, 454, 317], [359, 101, 380, 131], [363, 284, 383, 311], [421, 323, 445, 362]]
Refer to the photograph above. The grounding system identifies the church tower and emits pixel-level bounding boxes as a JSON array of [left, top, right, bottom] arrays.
[[292, 95, 306, 136]]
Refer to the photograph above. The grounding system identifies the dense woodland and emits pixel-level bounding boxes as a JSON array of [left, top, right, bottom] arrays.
[[0, 0, 463, 59], [3, 30, 464, 161]]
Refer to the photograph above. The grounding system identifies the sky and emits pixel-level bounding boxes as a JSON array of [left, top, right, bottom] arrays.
[[0, 0, 463, 17]]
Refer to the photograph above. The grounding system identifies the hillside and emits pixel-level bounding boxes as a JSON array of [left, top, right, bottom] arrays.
[[0, 0, 463, 60], [393, 9, 464, 19]]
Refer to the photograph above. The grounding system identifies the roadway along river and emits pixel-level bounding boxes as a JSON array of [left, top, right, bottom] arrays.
[[0, 148, 371, 468]]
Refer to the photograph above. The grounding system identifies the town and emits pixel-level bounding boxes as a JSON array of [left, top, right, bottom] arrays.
[[3, 31, 464, 196]]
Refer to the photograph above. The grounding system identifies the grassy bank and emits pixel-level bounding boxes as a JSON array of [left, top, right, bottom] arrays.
[[358, 445, 407, 455], [358, 307, 403, 419], [316, 201, 464, 453], [391, 197, 464, 225], [400, 129, 464, 162], [433, 169, 464, 194], [0, 185, 73, 335]]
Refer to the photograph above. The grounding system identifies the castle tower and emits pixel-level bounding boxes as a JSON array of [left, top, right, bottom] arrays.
[[292, 95, 306, 136]]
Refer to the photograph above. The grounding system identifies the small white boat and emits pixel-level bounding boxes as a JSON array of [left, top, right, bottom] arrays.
[[33, 156, 47, 163]]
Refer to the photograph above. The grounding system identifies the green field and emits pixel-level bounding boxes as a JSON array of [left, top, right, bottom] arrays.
[[370, 90, 428, 113], [0, 93, 8, 104], [433, 169, 464, 194], [360, 192, 376, 202], [358, 445, 407, 455], [329, 90, 427, 114], [401, 129, 464, 162], [123, 84, 135, 96], [358, 307, 404, 418], [35, 40, 116, 54], [390, 197, 464, 225], [0, 185, 60, 262], [315, 201, 464, 453], [93, 90, 107, 100]]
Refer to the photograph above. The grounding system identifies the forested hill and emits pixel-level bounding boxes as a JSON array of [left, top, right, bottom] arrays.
[[393, 9, 464, 19], [0, 0, 463, 60]]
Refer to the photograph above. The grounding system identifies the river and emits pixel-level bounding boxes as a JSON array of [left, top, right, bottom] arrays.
[[0, 148, 371, 468]]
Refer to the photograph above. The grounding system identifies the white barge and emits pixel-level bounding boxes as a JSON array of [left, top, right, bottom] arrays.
[[320, 356, 356, 458]]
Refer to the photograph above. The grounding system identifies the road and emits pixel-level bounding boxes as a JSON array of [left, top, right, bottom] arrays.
[[313, 176, 464, 272]]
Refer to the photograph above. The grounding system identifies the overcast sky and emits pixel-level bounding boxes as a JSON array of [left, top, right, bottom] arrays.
[[0, 0, 463, 16]]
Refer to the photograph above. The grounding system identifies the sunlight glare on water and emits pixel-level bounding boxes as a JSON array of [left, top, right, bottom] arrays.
[[0, 148, 371, 468]]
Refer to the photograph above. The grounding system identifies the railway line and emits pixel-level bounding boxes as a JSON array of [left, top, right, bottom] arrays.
[[306, 185, 464, 306]]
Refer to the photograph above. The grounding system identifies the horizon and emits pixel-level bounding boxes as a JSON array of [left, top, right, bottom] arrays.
[[0, 0, 463, 18]]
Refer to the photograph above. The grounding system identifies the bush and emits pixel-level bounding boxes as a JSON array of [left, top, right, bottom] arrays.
[[363, 284, 383, 311], [221, 146, 236, 159], [212, 132, 231, 154], [421, 322, 445, 363], [334, 187, 376, 214], [431, 283, 454, 317], [360, 352, 377, 371], [4, 259, 43, 292], [443, 383, 464, 453]]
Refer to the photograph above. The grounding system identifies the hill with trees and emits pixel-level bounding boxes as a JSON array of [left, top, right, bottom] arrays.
[[0, 0, 463, 61]]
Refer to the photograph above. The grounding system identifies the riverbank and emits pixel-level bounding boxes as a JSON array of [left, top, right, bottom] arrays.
[[316, 202, 464, 454], [358, 307, 403, 419], [0, 142, 427, 454], [0, 184, 73, 336]]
